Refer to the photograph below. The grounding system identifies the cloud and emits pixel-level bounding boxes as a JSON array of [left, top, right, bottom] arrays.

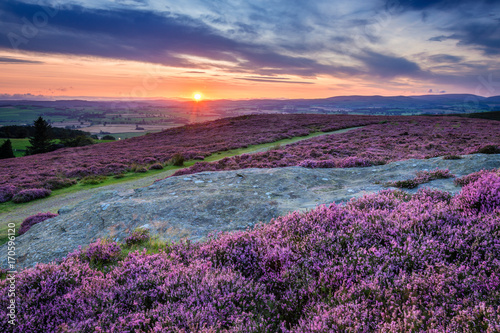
[[0, 56, 42, 63], [428, 35, 451, 42], [0, 93, 49, 100], [427, 54, 463, 63], [354, 51, 422, 78], [395, 0, 497, 10], [237, 77, 315, 84], [0, 0, 359, 77], [447, 22, 500, 55]]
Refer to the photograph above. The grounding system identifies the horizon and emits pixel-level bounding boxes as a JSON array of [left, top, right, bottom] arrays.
[[0, 92, 498, 103], [1, 0, 499, 100]]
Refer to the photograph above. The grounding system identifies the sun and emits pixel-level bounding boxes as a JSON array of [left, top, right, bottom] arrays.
[[193, 93, 202, 101]]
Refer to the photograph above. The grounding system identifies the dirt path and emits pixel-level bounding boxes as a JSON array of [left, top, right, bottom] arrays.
[[0, 126, 363, 226]]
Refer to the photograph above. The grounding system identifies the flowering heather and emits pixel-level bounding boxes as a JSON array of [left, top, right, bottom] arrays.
[[0, 114, 380, 202], [0, 185, 18, 203], [453, 172, 500, 215], [1, 171, 499, 332], [454, 168, 500, 186], [385, 168, 455, 189], [172, 117, 500, 177], [11, 188, 51, 203], [18, 212, 58, 236], [75, 239, 123, 268], [124, 228, 151, 246]]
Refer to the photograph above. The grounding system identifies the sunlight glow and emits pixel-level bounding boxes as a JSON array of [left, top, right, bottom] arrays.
[[194, 93, 202, 101]]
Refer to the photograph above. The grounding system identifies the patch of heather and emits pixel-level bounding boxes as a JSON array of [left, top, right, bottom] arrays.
[[18, 212, 58, 235], [385, 168, 455, 189], [0, 185, 18, 203], [11, 188, 51, 203], [454, 168, 500, 186], [1, 172, 499, 332], [74, 239, 123, 268], [172, 117, 499, 177], [124, 228, 151, 246], [0, 114, 381, 202], [453, 172, 500, 215]]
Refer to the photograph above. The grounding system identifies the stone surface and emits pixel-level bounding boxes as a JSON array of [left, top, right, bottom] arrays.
[[2, 154, 499, 269]]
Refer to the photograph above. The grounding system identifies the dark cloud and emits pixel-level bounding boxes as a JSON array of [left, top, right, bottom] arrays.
[[237, 77, 315, 84], [394, 0, 497, 10], [427, 54, 463, 63], [0, 56, 42, 63], [448, 22, 500, 55], [355, 51, 422, 78], [0, 0, 358, 77], [428, 35, 451, 42]]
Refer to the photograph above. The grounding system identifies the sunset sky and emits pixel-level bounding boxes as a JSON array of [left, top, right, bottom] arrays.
[[0, 0, 499, 100]]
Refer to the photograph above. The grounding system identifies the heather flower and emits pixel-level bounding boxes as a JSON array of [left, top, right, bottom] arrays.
[[78, 239, 123, 268], [11, 188, 51, 203], [124, 228, 151, 246], [453, 172, 500, 214], [18, 212, 58, 235], [0, 185, 18, 203]]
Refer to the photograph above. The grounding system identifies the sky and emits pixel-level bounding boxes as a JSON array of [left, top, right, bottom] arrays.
[[0, 0, 499, 100]]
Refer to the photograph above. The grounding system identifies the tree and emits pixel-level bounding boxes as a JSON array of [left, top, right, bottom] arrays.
[[25, 117, 54, 155], [0, 139, 15, 159]]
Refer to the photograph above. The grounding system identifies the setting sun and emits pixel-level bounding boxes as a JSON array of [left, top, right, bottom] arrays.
[[194, 93, 202, 101]]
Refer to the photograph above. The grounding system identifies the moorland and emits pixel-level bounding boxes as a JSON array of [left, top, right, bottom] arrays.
[[0, 108, 499, 332]]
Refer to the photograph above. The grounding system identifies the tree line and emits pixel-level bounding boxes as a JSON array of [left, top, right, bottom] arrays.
[[0, 117, 116, 159]]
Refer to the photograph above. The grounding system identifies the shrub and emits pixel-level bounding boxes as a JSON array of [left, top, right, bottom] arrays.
[[81, 175, 108, 185], [12, 188, 51, 203], [77, 238, 122, 269], [18, 212, 58, 235], [454, 169, 499, 187], [453, 172, 500, 214], [443, 154, 462, 160], [385, 169, 455, 189], [124, 228, 151, 246], [134, 167, 148, 173], [169, 153, 184, 166], [0, 185, 18, 203], [101, 135, 116, 140], [43, 177, 77, 190], [148, 163, 163, 170], [475, 144, 500, 154]]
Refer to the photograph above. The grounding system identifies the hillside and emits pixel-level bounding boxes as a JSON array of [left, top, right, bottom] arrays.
[[0, 114, 499, 332], [1, 164, 499, 332], [0, 115, 381, 203]]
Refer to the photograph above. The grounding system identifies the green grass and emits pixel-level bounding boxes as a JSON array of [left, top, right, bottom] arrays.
[[2, 138, 30, 157]]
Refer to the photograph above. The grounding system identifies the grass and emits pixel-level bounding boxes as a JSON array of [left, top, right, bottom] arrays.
[[0, 126, 363, 246]]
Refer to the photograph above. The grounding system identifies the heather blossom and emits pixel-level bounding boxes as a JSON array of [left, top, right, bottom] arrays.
[[1, 171, 499, 332], [18, 212, 58, 235]]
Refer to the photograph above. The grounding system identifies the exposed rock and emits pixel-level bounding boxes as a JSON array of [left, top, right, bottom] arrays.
[[2, 154, 499, 269]]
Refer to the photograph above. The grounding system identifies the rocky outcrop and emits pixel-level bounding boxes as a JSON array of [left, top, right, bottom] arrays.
[[2, 154, 499, 269]]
